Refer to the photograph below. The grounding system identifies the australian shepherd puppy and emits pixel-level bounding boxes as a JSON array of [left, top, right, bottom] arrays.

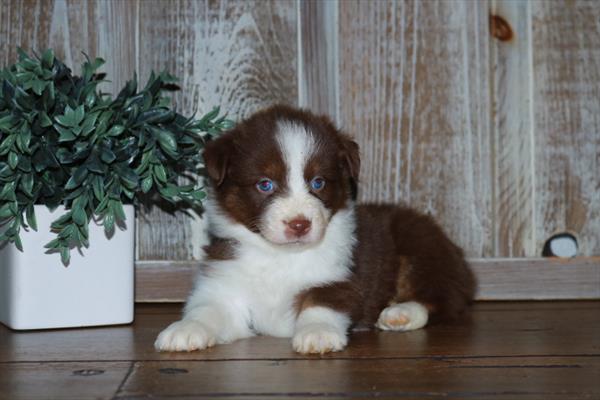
[[155, 105, 476, 354]]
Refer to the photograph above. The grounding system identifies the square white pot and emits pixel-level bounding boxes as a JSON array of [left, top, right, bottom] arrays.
[[0, 205, 135, 330]]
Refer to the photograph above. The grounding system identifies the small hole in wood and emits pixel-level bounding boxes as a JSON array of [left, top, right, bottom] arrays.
[[73, 369, 105, 377], [542, 233, 578, 258], [159, 367, 189, 374]]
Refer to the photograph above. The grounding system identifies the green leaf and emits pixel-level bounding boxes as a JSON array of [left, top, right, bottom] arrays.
[[31, 79, 46, 95], [39, 112, 53, 128], [41, 49, 54, 69], [56, 148, 73, 163], [103, 211, 114, 233], [158, 184, 179, 198], [141, 175, 152, 193], [44, 238, 61, 249], [13, 235, 23, 252], [60, 247, 70, 265], [106, 125, 125, 137], [17, 125, 32, 151], [50, 213, 72, 229], [0, 114, 14, 131], [72, 207, 87, 226], [8, 151, 18, 169], [0, 134, 16, 155], [199, 107, 221, 124], [56, 125, 77, 142], [0, 181, 16, 200], [73, 105, 85, 126], [21, 173, 34, 196], [153, 164, 167, 183], [118, 167, 139, 188], [153, 127, 177, 154], [26, 204, 37, 231], [81, 111, 100, 136], [191, 190, 207, 201], [100, 147, 116, 163], [92, 176, 104, 201], [55, 106, 76, 127], [94, 196, 110, 214], [65, 166, 88, 190], [0, 203, 14, 218], [111, 200, 126, 222]]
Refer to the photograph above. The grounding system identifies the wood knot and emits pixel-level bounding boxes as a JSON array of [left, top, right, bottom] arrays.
[[490, 14, 513, 41]]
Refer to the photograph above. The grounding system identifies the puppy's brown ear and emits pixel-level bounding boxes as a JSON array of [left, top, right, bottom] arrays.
[[203, 136, 231, 186], [340, 136, 360, 181]]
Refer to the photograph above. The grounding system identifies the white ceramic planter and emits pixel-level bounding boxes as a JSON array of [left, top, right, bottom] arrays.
[[0, 205, 134, 330]]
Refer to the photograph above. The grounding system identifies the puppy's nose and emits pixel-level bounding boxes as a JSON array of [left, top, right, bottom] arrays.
[[285, 218, 312, 237]]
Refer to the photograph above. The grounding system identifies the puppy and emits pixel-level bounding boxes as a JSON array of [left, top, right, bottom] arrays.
[[155, 105, 475, 354]]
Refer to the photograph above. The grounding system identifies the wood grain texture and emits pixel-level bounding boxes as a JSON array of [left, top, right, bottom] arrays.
[[0, 362, 131, 400], [135, 0, 298, 260], [119, 357, 599, 399], [338, 0, 493, 257], [1, 303, 599, 399], [298, 0, 339, 121], [0, 0, 138, 96], [134, 258, 600, 302], [2, 302, 599, 362], [134, 261, 199, 302], [531, 0, 600, 256], [489, 0, 535, 257], [474, 257, 600, 300]]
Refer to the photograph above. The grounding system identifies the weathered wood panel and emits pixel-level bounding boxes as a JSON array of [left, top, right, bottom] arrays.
[[338, 0, 493, 257], [2, 0, 600, 263], [0, 0, 137, 97], [298, 0, 339, 121], [489, 0, 535, 257], [531, 0, 600, 256], [135, 0, 298, 260]]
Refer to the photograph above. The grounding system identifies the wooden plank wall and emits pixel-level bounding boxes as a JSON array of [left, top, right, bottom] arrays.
[[1, 0, 598, 262]]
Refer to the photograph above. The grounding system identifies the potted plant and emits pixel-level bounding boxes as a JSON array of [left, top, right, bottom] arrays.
[[0, 49, 231, 330]]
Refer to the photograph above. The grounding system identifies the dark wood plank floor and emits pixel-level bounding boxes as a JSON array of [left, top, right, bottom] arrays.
[[1, 301, 599, 399]]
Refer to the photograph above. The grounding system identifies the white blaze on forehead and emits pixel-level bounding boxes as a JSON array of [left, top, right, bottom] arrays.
[[256, 120, 328, 246], [276, 121, 317, 195]]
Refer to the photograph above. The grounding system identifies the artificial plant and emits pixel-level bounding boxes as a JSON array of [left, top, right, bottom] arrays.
[[0, 49, 232, 264]]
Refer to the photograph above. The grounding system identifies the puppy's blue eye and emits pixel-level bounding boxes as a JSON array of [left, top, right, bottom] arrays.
[[310, 176, 325, 191], [256, 178, 274, 193]]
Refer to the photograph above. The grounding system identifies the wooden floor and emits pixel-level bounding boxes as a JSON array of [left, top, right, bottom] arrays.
[[0, 302, 599, 399]]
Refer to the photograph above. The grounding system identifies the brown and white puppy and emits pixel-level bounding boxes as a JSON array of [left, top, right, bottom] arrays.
[[155, 105, 475, 354]]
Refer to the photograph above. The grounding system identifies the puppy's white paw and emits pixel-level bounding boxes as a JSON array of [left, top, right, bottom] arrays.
[[292, 323, 347, 354], [154, 320, 216, 352], [376, 301, 429, 332]]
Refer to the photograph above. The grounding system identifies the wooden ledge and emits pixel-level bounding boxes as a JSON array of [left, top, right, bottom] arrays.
[[135, 257, 600, 302]]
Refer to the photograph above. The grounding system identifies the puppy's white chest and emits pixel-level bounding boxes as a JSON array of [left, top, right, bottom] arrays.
[[234, 251, 344, 338], [237, 259, 308, 337], [245, 281, 297, 337]]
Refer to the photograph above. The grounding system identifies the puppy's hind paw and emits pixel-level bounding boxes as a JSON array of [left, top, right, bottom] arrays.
[[292, 323, 347, 354], [154, 320, 216, 352], [376, 301, 429, 332]]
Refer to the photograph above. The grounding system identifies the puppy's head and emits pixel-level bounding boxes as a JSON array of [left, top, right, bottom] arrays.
[[203, 105, 359, 246]]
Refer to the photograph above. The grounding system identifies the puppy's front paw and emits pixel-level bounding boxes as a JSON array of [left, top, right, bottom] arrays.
[[154, 320, 216, 352], [292, 323, 347, 354]]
